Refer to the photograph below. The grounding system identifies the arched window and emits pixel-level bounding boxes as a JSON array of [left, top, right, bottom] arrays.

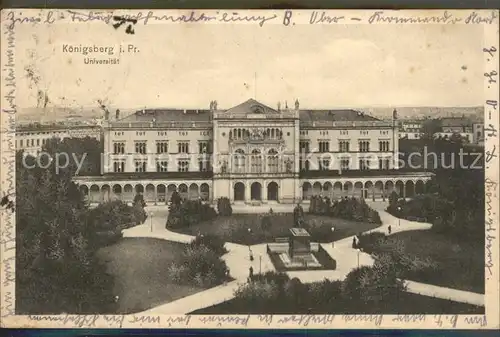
[[251, 149, 262, 173], [267, 149, 279, 173], [234, 149, 246, 173]]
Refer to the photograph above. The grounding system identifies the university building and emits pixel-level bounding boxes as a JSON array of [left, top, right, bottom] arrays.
[[74, 99, 433, 205], [16, 124, 102, 156]]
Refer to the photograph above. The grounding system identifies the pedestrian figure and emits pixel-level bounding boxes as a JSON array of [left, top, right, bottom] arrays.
[[249, 247, 254, 261], [248, 266, 254, 282], [388, 225, 392, 235], [352, 236, 357, 249], [224, 268, 230, 285]]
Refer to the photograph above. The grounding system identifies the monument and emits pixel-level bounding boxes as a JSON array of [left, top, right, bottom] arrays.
[[289, 228, 311, 258], [266, 227, 337, 271]]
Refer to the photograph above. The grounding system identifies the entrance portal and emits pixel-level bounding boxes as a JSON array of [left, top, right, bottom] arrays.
[[234, 182, 245, 201], [251, 182, 262, 200], [267, 182, 278, 201]]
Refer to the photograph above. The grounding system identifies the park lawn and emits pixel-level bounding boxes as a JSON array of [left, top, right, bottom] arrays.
[[368, 230, 485, 294], [191, 292, 484, 315], [172, 213, 380, 245], [97, 237, 206, 314]]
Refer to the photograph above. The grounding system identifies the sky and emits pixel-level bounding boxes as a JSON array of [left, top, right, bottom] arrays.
[[14, 14, 484, 111]]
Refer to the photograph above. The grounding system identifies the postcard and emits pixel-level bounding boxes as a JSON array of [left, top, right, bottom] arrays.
[[1, 8, 499, 329]]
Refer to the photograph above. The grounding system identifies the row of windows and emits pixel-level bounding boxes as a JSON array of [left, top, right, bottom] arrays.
[[229, 128, 284, 140], [114, 131, 213, 137], [17, 138, 48, 148], [233, 154, 282, 173], [299, 158, 391, 171], [300, 130, 389, 137], [113, 141, 211, 154], [299, 140, 391, 153], [112, 160, 212, 173]]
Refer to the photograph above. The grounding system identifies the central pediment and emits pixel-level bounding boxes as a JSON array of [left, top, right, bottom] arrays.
[[225, 98, 279, 115]]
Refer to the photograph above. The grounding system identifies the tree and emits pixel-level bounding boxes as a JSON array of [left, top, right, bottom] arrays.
[[217, 197, 232, 216], [420, 118, 442, 140], [43, 137, 103, 176], [16, 152, 116, 313]]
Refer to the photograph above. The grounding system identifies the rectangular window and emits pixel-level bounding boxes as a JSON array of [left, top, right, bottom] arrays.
[[134, 160, 147, 172], [299, 141, 310, 153], [378, 140, 390, 152], [156, 141, 168, 154], [157, 160, 168, 172], [319, 159, 330, 171], [114, 142, 125, 154], [359, 159, 370, 170], [318, 141, 330, 153], [339, 141, 350, 152], [199, 159, 210, 172], [20, 139, 23, 147], [340, 158, 350, 171], [178, 160, 189, 172], [199, 141, 209, 154], [359, 141, 370, 152], [113, 161, 125, 173], [135, 142, 146, 154], [178, 142, 189, 154], [36, 139, 40, 146], [379, 158, 391, 170]]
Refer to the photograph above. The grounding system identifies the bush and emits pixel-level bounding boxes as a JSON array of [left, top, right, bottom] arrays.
[[94, 230, 123, 247], [357, 232, 387, 252], [189, 233, 228, 256], [261, 215, 272, 231], [310, 196, 382, 225], [166, 199, 217, 229], [217, 197, 233, 216], [181, 245, 228, 287]]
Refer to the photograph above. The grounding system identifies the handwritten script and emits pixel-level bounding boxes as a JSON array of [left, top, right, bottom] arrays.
[[1, 9, 17, 322]]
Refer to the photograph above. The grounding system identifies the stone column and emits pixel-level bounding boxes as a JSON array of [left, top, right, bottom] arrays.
[[245, 181, 251, 202]]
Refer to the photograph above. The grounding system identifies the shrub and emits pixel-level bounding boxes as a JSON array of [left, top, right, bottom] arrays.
[[261, 215, 272, 231], [217, 197, 233, 216], [233, 280, 280, 304], [180, 245, 228, 287], [189, 233, 228, 256], [166, 199, 217, 229], [310, 196, 381, 224], [342, 264, 405, 306], [357, 232, 387, 252], [94, 230, 123, 247]]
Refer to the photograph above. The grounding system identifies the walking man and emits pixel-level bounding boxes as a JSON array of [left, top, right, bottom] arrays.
[[248, 266, 254, 283], [388, 225, 392, 235]]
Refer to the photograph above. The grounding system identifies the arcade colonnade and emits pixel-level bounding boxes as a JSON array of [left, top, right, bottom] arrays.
[[76, 176, 432, 204], [300, 178, 431, 200], [78, 181, 212, 204]]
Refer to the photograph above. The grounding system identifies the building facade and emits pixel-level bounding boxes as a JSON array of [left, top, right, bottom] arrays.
[[16, 124, 102, 155], [75, 99, 433, 204], [399, 119, 424, 140]]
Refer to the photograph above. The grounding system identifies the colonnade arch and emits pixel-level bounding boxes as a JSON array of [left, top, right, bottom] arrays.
[[78, 181, 212, 204], [300, 178, 430, 200]]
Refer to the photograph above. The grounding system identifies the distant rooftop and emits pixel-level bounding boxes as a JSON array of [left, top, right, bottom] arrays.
[[115, 99, 381, 124]]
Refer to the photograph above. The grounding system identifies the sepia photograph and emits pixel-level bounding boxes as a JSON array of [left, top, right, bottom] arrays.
[[1, 9, 498, 329]]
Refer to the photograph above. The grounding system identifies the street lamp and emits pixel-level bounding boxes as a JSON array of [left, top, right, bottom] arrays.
[[356, 248, 360, 268], [259, 254, 262, 274], [331, 227, 335, 248], [150, 211, 154, 232], [397, 206, 402, 226], [248, 228, 254, 261]]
